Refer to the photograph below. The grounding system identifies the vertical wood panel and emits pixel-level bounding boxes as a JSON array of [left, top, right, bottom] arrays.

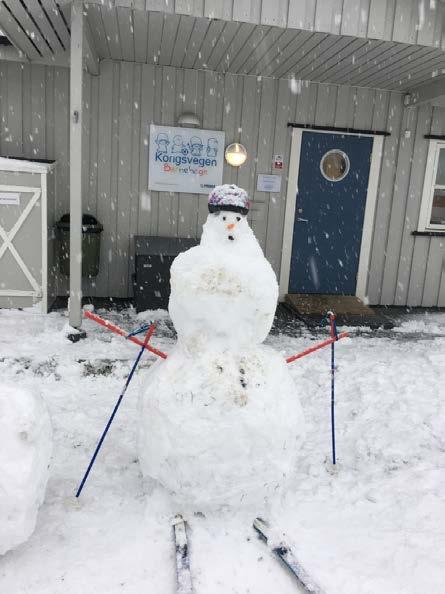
[[367, 91, 404, 303], [128, 64, 142, 296], [45, 67, 55, 160], [95, 60, 115, 297], [340, 0, 361, 37], [261, 0, 288, 28], [236, 75, 260, 198], [394, 104, 431, 305], [287, 0, 316, 31], [177, 68, 199, 238], [6, 63, 22, 157], [204, 0, 233, 20], [197, 70, 224, 232], [265, 77, 296, 272], [221, 73, 241, 187], [315, 0, 343, 35], [31, 66, 46, 158], [380, 106, 417, 303], [314, 83, 337, 126], [158, 66, 177, 237], [252, 76, 277, 249], [392, 0, 417, 45], [368, 0, 388, 39], [334, 85, 355, 127], [353, 87, 375, 130], [113, 62, 134, 296], [138, 64, 156, 235], [232, 0, 261, 24]]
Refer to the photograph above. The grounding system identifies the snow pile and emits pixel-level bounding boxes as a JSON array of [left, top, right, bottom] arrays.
[[139, 205, 304, 510], [0, 307, 444, 593], [0, 384, 52, 555]]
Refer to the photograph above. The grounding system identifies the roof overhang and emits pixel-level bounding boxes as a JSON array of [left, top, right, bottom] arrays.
[[0, 2, 444, 93]]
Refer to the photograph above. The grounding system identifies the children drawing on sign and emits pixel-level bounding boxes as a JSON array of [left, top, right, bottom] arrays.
[[189, 136, 203, 157], [155, 132, 170, 154], [171, 135, 187, 154], [207, 138, 218, 158]]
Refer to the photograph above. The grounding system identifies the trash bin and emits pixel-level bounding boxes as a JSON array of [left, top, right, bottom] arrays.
[[56, 213, 103, 277]]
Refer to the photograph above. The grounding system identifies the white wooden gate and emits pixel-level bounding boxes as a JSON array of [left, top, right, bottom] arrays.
[[0, 184, 44, 307]]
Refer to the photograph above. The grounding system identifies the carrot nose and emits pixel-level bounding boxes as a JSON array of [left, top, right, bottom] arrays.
[[227, 223, 236, 230]]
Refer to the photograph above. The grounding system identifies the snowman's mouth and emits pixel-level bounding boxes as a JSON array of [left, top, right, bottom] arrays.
[[228, 235, 234, 241]]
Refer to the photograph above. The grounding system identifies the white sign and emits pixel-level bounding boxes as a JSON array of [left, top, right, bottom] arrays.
[[149, 124, 225, 194], [257, 174, 282, 193], [0, 192, 20, 206]]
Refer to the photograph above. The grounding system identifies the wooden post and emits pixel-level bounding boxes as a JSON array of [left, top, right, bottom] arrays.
[[69, 2, 83, 328]]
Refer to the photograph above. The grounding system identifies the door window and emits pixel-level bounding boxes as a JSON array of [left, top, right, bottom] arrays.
[[320, 149, 350, 182]]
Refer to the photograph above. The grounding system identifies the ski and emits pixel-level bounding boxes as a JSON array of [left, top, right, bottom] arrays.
[[253, 518, 326, 594], [173, 515, 193, 594]]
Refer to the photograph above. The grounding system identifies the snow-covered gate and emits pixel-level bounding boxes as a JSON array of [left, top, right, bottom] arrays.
[[0, 1, 445, 325]]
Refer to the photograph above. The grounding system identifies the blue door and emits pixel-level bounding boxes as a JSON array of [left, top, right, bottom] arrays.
[[289, 131, 373, 294]]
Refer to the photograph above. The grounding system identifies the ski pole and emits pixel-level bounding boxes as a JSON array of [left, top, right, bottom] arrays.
[[83, 310, 167, 359], [328, 311, 338, 465], [76, 324, 155, 497], [285, 331, 348, 364]]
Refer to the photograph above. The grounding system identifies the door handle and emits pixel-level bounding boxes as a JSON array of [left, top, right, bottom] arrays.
[[296, 217, 308, 222]]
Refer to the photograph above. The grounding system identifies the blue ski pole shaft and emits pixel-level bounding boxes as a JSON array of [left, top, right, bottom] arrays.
[[76, 325, 154, 497], [331, 338, 336, 465], [329, 313, 337, 465]]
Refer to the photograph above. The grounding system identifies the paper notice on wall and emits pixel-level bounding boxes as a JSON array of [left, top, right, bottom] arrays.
[[148, 124, 225, 194], [0, 192, 20, 205], [257, 174, 282, 193]]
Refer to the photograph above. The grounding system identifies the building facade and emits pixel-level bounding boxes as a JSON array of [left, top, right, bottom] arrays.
[[0, 0, 444, 325]]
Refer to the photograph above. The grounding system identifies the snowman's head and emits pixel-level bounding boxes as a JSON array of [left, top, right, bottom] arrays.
[[211, 209, 248, 242]]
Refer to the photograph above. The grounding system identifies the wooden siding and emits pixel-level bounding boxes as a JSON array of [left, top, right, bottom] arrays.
[[1, 59, 444, 305], [77, 0, 445, 50]]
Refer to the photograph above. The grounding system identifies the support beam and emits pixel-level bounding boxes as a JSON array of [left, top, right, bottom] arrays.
[[69, 2, 84, 329], [405, 76, 445, 107]]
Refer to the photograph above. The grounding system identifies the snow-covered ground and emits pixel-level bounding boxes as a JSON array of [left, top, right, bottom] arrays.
[[0, 306, 444, 594]]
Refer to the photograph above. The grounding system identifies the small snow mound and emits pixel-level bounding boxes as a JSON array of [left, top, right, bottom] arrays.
[[0, 384, 52, 555]]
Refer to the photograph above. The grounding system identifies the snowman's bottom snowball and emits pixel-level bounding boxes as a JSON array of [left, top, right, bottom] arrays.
[[138, 345, 305, 510], [0, 384, 52, 555]]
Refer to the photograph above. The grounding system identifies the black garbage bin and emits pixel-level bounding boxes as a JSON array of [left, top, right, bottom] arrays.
[[56, 213, 103, 277], [133, 236, 198, 312]]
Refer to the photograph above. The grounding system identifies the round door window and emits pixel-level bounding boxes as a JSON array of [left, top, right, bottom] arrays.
[[320, 149, 350, 182]]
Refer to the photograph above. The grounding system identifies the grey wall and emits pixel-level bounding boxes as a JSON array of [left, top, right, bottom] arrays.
[[0, 59, 444, 306]]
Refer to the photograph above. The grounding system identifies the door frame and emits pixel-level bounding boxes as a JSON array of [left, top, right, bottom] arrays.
[[279, 128, 384, 300]]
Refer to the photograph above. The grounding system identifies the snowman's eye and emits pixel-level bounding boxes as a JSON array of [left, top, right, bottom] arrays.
[[223, 216, 226, 221], [236, 216, 241, 221]]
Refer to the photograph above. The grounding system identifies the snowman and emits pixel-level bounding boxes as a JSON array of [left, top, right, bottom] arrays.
[[138, 184, 305, 512]]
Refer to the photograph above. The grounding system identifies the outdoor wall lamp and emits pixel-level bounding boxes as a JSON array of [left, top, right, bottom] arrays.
[[225, 142, 247, 166], [177, 112, 201, 128]]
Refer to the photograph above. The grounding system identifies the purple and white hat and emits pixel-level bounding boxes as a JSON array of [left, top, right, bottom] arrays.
[[208, 184, 250, 215]]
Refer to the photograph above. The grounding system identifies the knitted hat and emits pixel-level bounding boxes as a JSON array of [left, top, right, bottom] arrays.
[[208, 184, 250, 215]]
